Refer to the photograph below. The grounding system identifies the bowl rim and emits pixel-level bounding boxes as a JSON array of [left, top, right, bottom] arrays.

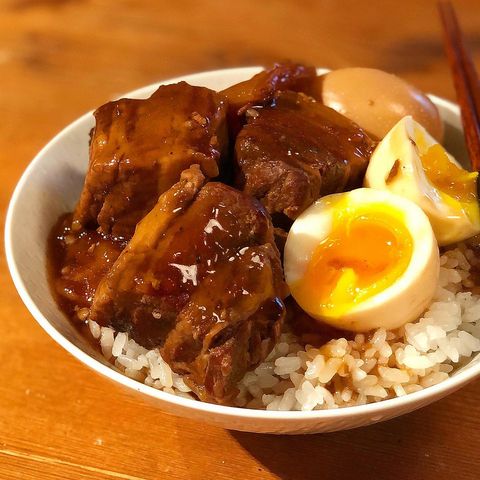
[[5, 66, 480, 422]]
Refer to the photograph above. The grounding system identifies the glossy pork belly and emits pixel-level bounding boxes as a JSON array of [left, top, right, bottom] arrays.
[[89, 166, 287, 403], [220, 62, 316, 135], [74, 82, 228, 239], [235, 91, 374, 220], [221, 62, 316, 115]]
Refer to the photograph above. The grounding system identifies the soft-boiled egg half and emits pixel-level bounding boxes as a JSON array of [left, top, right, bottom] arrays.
[[365, 116, 480, 245], [284, 188, 439, 332]]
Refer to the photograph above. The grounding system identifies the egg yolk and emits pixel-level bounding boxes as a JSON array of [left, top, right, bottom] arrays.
[[417, 131, 479, 223], [291, 205, 413, 319], [421, 143, 477, 201]]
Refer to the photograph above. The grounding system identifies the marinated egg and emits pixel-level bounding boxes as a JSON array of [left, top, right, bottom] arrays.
[[365, 116, 480, 245], [284, 188, 439, 332], [310, 68, 444, 141]]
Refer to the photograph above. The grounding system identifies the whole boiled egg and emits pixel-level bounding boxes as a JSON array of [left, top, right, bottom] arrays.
[[308, 68, 444, 142], [284, 188, 439, 332], [365, 116, 480, 245]]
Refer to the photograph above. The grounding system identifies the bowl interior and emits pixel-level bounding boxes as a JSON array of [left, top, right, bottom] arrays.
[[6, 67, 480, 428]]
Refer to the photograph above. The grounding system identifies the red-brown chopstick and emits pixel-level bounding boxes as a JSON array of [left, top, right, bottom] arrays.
[[438, 0, 480, 172]]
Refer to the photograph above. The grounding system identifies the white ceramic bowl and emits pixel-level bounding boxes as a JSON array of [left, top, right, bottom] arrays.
[[6, 67, 480, 434]]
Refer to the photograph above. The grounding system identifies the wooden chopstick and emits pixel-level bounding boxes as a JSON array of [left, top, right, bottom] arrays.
[[438, 0, 480, 172]]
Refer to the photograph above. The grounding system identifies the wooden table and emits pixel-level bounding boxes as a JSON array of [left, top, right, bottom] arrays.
[[1, 0, 480, 478]]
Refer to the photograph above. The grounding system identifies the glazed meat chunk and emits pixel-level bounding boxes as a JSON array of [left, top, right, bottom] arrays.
[[235, 91, 374, 220], [221, 62, 316, 115], [89, 165, 287, 403], [49, 215, 126, 315], [220, 62, 316, 135], [73, 82, 228, 239], [162, 244, 285, 403]]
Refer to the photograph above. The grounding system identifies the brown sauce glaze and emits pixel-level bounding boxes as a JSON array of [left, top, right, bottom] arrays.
[[286, 297, 354, 347], [47, 213, 126, 322]]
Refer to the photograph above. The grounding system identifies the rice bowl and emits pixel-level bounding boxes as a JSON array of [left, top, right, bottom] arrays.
[[6, 67, 480, 434]]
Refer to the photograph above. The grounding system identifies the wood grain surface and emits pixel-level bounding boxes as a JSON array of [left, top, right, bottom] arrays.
[[1, 1, 480, 478]]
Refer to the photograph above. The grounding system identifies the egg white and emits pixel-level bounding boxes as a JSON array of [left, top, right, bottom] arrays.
[[364, 116, 480, 245]]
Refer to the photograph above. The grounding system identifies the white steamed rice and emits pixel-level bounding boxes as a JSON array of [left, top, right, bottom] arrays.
[[89, 245, 480, 410]]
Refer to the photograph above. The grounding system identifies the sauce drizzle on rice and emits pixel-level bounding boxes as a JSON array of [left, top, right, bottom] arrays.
[[90, 244, 480, 410]]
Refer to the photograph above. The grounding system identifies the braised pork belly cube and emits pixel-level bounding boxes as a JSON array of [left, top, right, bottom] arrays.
[[220, 62, 316, 135], [221, 62, 316, 115], [235, 91, 374, 221], [73, 82, 228, 239], [89, 165, 287, 404]]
